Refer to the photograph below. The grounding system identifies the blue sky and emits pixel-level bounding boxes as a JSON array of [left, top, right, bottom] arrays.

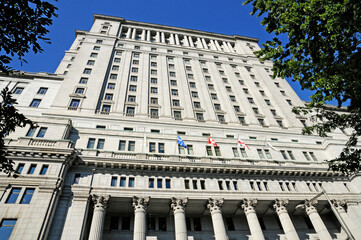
[[9, 0, 315, 102]]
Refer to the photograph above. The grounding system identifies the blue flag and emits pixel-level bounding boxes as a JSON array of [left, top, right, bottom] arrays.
[[177, 136, 187, 148]]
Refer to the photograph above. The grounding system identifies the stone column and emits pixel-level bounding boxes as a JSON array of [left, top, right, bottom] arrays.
[[222, 41, 230, 52], [304, 200, 332, 240], [215, 40, 222, 51], [131, 28, 136, 39], [141, 29, 146, 41], [161, 32, 166, 43], [207, 198, 228, 240], [332, 200, 361, 240], [171, 198, 188, 240], [202, 38, 208, 49], [155, 32, 160, 42], [183, 36, 189, 47], [146, 30, 151, 42], [88, 195, 110, 240], [227, 42, 234, 52], [188, 36, 194, 47], [170, 34, 175, 44], [210, 39, 217, 51], [175, 34, 180, 45], [241, 199, 265, 240], [126, 28, 132, 38], [273, 199, 300, 240], [132, 196, 150, 240], [196, 37, 203, 48]]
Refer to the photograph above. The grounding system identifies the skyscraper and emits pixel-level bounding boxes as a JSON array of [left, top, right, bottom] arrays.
[[0, 14, 360, 240]]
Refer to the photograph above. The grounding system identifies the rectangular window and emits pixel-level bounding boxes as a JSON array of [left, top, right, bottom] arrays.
[[150, 98, 158, 104], [200, 180, 205, 190], [257, 149, 265, 159], [128, 95, 136, 102], [83, 68, 92, 74], [110, 216, 119, 230], [6, 188, 21, 204], [87, 138, 96, 149], [37, 87, 48, 95], [174, 111, 182, 120], [102, 105, 111, 113], [27, 164, 36, 174], [196, 113, 204, 121], [79, 77, 88, 84], [129, 85, 137, 92], [13, 87, 24, 94], [171, 89, 178, 96], [128, 141, 135, 151], [309, 152, 318, 161], [157, 179, 162, 188], [36, 127, 47, 138], [232, 147, 239, 157], [191, 92, 198, 98], [233, 181, 238, 190], [150, 87, 158, 94], [26, 127, 37, 137], [128, 177, 134, 187], [172, 100, 180, 106], [214, 146, 221, 156], [158, 143, 165, 153], [120, 177, 126, 187], [112, 65, 119, 71], [165, 179, 171, 189], [118, 140, 126, 151], [281, 150, 288, 160], [16, 163, 25, 174], [114, 58, 121, 63], [185, 180, 190, 189], [97, 139, 105, 149], [87, 60, 95, 66], [150, 109, 158, 118], [104, 94, 113, 100], [187, 145, 194, 155], [149, 178, 154, 188], [121, 216, 131, 230], [149, 142, 156, 153], [29, 99, 41, 108], [264, 149, 272, 159], [206, 146, 213, 156], [240, 148, 247, 157], [40, 165, 48, 175], [287, 150, 295, 160], [107, 83, 115, 89], [20, 188, 35, 204], [130, 76, 138, 82], [126, 107, 135, 116], [192, 180, 198, 189], [111, 176, 117, 187], [0, 219, 17, 239]]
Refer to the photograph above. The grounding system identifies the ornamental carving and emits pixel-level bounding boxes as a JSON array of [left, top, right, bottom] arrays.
[[91, 194, 110, 210], [273, 199, 289, 213], [241, 198, 257, 213], [332, 199, 347, 211], [132, 196, 150, 210], [207, 198, 224, 213], [171, 197, 188, 211]]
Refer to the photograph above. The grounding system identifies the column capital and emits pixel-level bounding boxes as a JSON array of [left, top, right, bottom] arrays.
[[332, 199, 347, 211], [132, 196, 150, 211], [273, 199, 289, 213], [91, 194, 110, 210], [207, 198, 224, 213], [303, 199, 318, 214], [171, 197, 188, 212], [241, 198, 257, 214]]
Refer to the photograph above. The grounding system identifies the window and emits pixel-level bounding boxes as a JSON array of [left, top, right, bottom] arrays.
[[187, 74, 194, 79], [0, 219, 17, 239], [36, 127, 47, 138], [112, 65, 119, 71], [150, 98, 158, 104], [169, 64, 175, 69], [234, 106, 240, 112], [265, 99, 271, 106], [248, 98, 254, 104], [40, 165, 48, 175], [300, 120, 307, 127], [239, 80, 244, 85], [174, 111, 182, 120], [128, 95, 136, 102], [171, 89, 178, 96], [129, 85, 137, 92], [132, 68, 138, 73], [75, 88, 84, 94], [83, 68, 92, 74], [134, 46, 140, 50], [159, 143, 165, 153], [27, 164, 36, 174], [170, 80, 177, 86], [277, 120, 284, 127], [133, 53, 140, 58], [193, 102, 201, 108], [79, 77, 88, 84], [309, 152, 318, 161], [128, 141, 135, 151], [107, 83, 115, 89], [104, 94, 113, 100], [96, 39, 103, 44], [87, 60, 95, 66], [29, 99, 41, 108], [96, 139, 105, 149], [132, 60, 139, 65], [128, 177, 134, 187], [169, 72, 176, 77], [190, 82, 196, 88], [90, 53, 98, 57], [20, 188, 35, 204], [16, 164, 24, 174], [37, 87, 48, 95], [149, 178, 154, 188], [151, 62, 157, 67], [257, 149, 265, 159], [109, 74, 117, 80], [6, 188, 21, 203], [13, 87, 24, 94], [287, 150, 295, 160], [93, 46, 100, 50], [126, 107, 135, 116], [214, 104, 221, 110], [232, 147, 240, 157], [149, 143, 156, 153], [150, 109, 158, 118], [205, 76, 211, 81], [120, 177, 126, 187], [196, 113, 204, 121], [87, 138, 96, 148], [211, 93, 217, 100], [191, 92, 198, 98], [258, 118, 265, 126], [150, 87, 158, 94], [229, 96, 236, 102], [114, 58, 121, 63], [264, 149, 272, 159], [218, 115, 225, 123], [118, 140, 126, 151], [26, 127, 37, 137], [101, 105, 111, 113], [238, 117, 246, 124], [286, 99, 293, 106], [226, 86, 232, 92], [253, 108, 259, 114], [73, 173, 81, 184]]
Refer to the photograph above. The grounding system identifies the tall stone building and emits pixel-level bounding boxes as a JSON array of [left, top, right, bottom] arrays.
[[0, 14, 360, 240]]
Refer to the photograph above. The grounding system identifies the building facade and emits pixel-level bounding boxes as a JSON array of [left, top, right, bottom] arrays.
[[0, 14, 361, 240]]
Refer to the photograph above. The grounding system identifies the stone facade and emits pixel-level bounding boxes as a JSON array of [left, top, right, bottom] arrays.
[[0, 14, 360, 240]]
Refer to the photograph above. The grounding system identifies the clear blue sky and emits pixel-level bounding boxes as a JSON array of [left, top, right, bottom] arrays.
[[9, 0, 315, 102]]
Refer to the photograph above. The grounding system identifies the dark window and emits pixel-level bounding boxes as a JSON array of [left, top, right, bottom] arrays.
[[28, 164, 36, 174], [200, 180, 205, 190], [158, 143, 165, 153], [226, 218, 235, 231], [157, 179, 162, 188], [126, 107, 135, 116], [102, 105, 111, 113], [148, 217, 156, 230], [120, 177, 126, 187], [37, 87, 48, 95], [193, 218, 202, 231], [104, 94, 113, 100], [186, 218, 191, 231], [40, 165, 48, 175], [87, 138, 95, 148], [185, 180, 190, 189], [110, 216, 119, 230], [26, 127, 37, 137], [6, 188, 21, 203], [149, 178, 154, 188], [128, 177, 134, 187], [165, 179, 171, 189], [128, 141, 135, 151], [29, 99, 41, 108], [79, 77, 88, 84], [13, 87, 24, 94], [20, 188, 35, 204], [108, 83, 115, 89], [258, 217, 266, 230], [159, 217, 167, 231], [36, 127, 47, 138], [121, 216, 131, 230], [149, 143, 156, 153], [69, 99, 80, 108], [111, 177, 117, 187]]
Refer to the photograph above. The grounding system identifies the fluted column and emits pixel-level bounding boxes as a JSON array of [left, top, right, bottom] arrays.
[[227, 42, 234, 52], [214, 40, 222, 51], [188, 36, 194, 47], [207, 198, 228, 240], [161, 32, 166, 43], [273, 199, 300, 240], [155, 32, 160, 42], [126, 28, 132, 38], [196, 37, 203, 48], [170, 34, 175, 44], [88, 195, 110, 240], [210, 39, 217, 50], [175, 34, 180, 45], [202, 38, 208, 49], [304, 200, 332, 240], [222, 41, 230, 52], [332, 200, 361, 240], [183, 36, 189, 47], [133, 196, 150, 240], [171, 198, 188, 240], [241, 199, 265, 240], [131, 28, 136, 39]]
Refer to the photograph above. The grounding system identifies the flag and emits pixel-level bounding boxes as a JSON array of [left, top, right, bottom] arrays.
[[267, 142, 279, 152], [237, 137, 250, 149], [208, 136, 218, 147], [177, 136, 187, 148]]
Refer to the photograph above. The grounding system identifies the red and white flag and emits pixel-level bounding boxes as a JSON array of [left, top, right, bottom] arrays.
[[237, 137, 250, 149], [208, 136, 218, 147]]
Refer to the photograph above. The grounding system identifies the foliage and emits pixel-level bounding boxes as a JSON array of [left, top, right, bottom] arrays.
[[0, 0, 58, 72], [244, 0, 361, 174], [0, 87, 33, 176]]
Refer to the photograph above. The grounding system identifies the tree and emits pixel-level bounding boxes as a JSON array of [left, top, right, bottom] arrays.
[[0, 0, 58, 72], [0, 87, 33, 176], [243, 0, 361, 174]]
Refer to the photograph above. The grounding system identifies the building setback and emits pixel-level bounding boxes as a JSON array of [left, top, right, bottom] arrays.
[[0, 14, 361, 240]]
